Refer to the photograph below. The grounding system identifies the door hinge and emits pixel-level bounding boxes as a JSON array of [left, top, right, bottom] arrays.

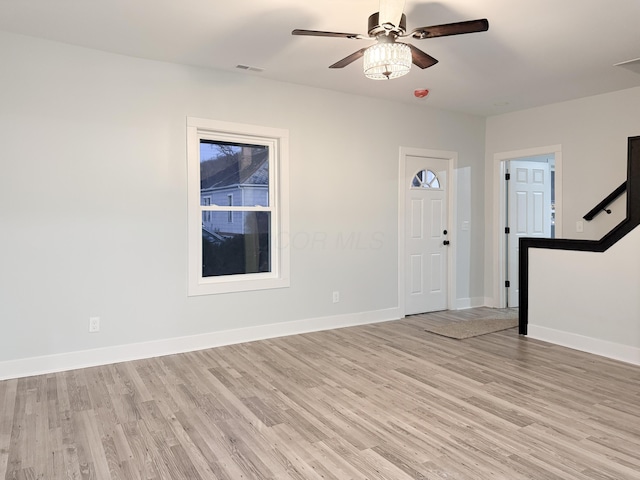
[[505, 227, 510, 234], [505, 173, 511, 180], [505, 280, 510, 288]]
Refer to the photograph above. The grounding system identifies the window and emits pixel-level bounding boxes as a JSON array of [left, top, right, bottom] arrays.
[[187, 117, 290, 295], [411, 169, 440, 189]]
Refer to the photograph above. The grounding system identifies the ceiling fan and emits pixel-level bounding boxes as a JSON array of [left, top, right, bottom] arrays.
[[292, 0, 488, 80]]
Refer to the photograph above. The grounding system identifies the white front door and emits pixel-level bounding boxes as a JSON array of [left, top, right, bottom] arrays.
[[507, 160, 552, 307], [405, 155, 449, 315]]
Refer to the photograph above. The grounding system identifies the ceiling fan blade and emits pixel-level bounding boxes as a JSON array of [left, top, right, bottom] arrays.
[[379, 0, 406, 28], [410, 19, 489, 39], [408, 44, 439, 69], [329, 48, 367, 68], [292, 29, 365, 40]]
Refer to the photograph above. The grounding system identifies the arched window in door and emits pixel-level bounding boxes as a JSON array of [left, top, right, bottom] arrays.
[[411, 169, 440, 189]]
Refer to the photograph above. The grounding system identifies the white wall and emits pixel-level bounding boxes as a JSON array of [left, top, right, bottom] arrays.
[[528, 226, 640, 365], [0, 31, 486, 377], [485, 86, 640, 304]]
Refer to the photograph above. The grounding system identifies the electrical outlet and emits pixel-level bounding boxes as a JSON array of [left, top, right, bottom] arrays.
[[332, 291, 340, 303], [576, 220, 584, 233], [89, 316, 100, 333]]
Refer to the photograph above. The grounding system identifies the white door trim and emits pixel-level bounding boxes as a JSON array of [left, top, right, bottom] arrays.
[[492, 145, 563, 308], [398, 147, 457, 318]]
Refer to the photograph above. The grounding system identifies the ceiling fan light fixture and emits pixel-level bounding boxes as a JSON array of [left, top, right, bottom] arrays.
[[363, 42, 411, 80]]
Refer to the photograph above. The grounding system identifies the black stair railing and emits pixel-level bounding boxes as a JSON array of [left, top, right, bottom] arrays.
[[583, 181, 627, 221], [518, 136, 640, 335]]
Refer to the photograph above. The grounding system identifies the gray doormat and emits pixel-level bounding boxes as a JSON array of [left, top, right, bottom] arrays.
[[424, 317, 518, 339]]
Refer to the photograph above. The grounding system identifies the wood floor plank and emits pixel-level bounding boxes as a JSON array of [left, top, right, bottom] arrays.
[[269, 423, 337, 480], [0, 379, 17, 477], [2, 308, 640, 479], [172, 408, 248, 480]]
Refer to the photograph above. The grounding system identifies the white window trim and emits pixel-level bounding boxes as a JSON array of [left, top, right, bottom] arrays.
[[187, 117, 290, 296]]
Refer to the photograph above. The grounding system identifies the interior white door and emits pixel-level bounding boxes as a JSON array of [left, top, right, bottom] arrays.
[[405, 155, 449, 315], [507, 160, 552, 307]]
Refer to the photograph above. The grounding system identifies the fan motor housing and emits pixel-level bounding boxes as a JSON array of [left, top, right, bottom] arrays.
[[368, 12, 407, 37]]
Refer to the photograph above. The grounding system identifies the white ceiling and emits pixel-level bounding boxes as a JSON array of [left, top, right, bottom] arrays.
[[1, 0, 639, 116]]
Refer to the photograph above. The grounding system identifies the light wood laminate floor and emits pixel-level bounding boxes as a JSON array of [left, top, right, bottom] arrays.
[[2, 307, 640, 479]]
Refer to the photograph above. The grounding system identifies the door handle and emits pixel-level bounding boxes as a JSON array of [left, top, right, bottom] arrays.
[[443, 240, 450, 246]]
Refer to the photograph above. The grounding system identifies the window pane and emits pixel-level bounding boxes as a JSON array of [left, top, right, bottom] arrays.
[[411, 173, 422, 188], [200, 140, 269, 207], [202, 211, 271, 277], [411, 169, 441, 189], [426, 170, 435, 184]]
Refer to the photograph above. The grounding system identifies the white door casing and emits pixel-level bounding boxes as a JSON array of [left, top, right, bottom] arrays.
[[399, 148, 456, 316], [506, 160, 552, 307]]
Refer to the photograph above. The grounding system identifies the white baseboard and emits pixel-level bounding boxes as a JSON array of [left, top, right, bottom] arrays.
[[528, 324, 640, 366], [484, 297, 498, 308], [454, 297, 487, 310], [455, 298, 472, 310], [0, 308, 401, 381]]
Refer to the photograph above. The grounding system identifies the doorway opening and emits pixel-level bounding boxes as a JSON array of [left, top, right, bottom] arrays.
[[505, 156, 555, 307], [493, 145, 563, 309]]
